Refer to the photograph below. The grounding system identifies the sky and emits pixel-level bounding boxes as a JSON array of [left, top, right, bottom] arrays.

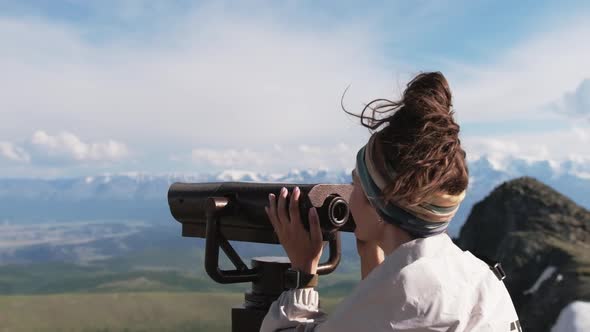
[[0, 0, 589, 178]]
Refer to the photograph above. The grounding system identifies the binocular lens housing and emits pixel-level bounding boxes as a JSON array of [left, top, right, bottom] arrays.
[[168, 182, 356, 244], [328, 196, 349, 227]]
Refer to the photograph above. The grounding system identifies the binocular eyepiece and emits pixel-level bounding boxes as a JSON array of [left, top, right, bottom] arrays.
[[168, 182, 356, 244]]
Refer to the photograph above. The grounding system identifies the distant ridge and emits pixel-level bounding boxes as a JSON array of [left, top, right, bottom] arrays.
[[457, 176, 590, 332]]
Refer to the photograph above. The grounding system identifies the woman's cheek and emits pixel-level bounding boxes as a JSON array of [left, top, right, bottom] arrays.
[[351, 208, 369, 241], [349, 189, 363, 237], [349, 185, 375, 241], [354, 224, 368, 241]]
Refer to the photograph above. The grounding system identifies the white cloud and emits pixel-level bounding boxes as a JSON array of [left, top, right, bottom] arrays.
[[190, 142, 362, 173], [0, 9, 394, 150], [298, 145, 322, 154], [0, 142, 30, 162], [29, 130, 128, 162], [462, 126, 590, 172], [192, 148, 266, 168], [552, 79, 590, 120], [573, 126, 590, 141], [448, 18, 590, 123]]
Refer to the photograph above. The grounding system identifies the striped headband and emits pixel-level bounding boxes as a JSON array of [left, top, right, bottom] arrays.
[[355, 132, 466, 237]]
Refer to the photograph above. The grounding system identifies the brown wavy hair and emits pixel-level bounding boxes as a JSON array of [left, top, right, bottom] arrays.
[[343, 71, 469, 206]]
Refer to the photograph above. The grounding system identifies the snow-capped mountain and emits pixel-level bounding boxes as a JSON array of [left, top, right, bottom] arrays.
[[0, 155, 588, 234]]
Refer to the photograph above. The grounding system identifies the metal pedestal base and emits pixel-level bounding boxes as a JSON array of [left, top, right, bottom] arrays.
[[231, 257, 291, 332]]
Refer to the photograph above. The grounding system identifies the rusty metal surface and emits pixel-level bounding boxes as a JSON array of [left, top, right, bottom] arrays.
[[307, 183, 353, 207]]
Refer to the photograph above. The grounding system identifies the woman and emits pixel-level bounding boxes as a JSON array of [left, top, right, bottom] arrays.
[[261, 72, 520, 331]]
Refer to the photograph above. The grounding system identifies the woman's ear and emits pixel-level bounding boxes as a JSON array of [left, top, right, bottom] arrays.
[[375, 217, 387, 232]]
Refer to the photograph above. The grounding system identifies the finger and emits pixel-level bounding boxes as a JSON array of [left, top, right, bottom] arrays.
[[265, 205, 282, 241], [268, 193, 282, 230], [309, 207, 323, 245], [289, 186, 302, 229], [277, 187, 290, 224], [265, 205, 277, 229]]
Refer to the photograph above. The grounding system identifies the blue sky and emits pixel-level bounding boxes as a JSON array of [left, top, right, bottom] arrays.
[[0, 0, 589, 178]]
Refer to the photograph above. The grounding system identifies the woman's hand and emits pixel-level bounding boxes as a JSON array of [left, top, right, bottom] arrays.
[[356, 238, 384, 280], [265, 186, 324, 275]]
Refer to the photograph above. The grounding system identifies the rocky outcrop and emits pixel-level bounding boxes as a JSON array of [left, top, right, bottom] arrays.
[[457, 176, 590, 332]]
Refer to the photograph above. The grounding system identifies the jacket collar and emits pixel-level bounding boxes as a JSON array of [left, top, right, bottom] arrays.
[[384, 232, 454, 268]]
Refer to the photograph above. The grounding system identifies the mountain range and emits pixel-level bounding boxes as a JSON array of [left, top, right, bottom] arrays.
[[0, 155, 588, 265], [1, 155, 588, 227]]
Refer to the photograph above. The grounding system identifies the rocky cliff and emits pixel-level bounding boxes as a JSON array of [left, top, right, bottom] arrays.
[[457, 176, 590, 331]]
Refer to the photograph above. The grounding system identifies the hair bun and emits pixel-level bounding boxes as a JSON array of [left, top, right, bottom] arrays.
[[402, 71, 452, 113]]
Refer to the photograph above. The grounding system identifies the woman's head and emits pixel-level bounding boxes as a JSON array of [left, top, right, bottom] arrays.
[[345, 71, 469, 243]]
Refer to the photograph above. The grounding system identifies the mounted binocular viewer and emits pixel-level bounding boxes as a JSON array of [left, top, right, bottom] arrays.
[[167, 182, 356, 331]]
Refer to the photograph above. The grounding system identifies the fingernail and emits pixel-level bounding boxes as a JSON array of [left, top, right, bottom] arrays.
[[294, 186, 300, 194], [281, 187, 287, 197]]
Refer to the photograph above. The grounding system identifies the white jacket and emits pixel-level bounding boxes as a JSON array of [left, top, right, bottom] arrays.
[[260, 233, 520, 331]]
